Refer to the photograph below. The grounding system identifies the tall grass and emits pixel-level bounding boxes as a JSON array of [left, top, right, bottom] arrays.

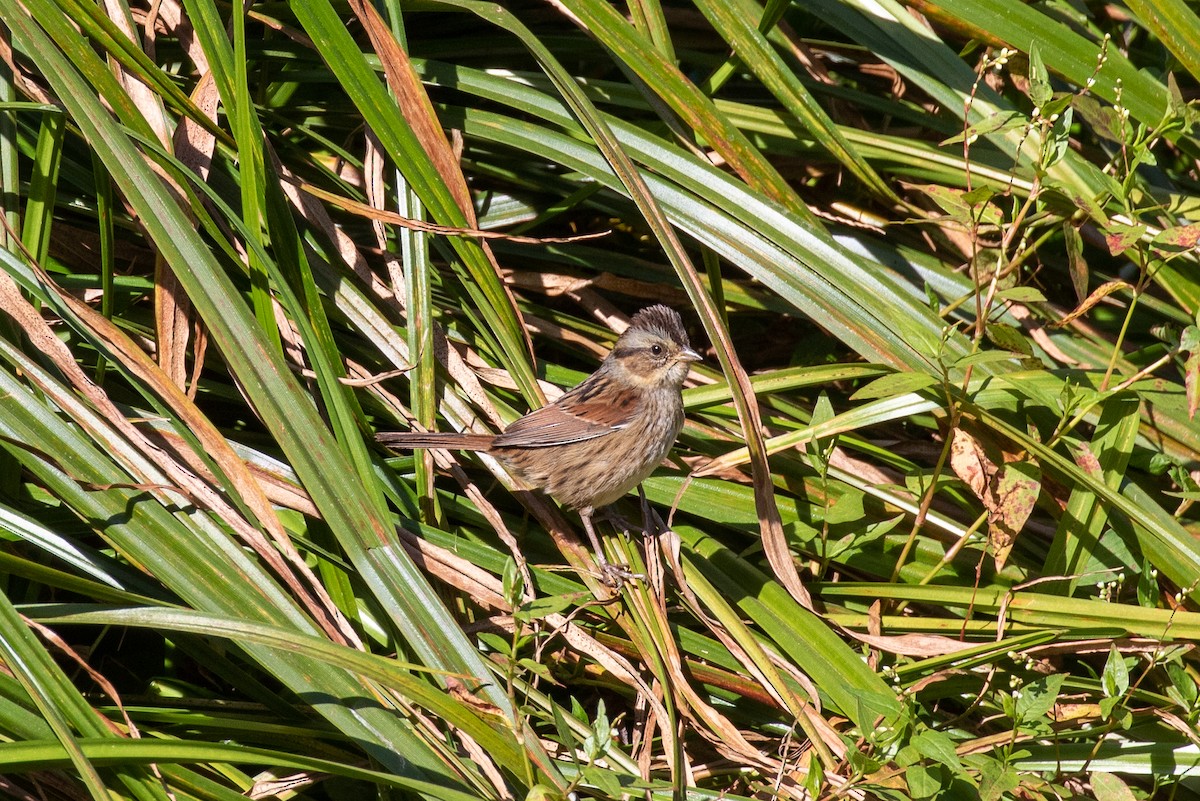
[[0, 0, 1198, 799]]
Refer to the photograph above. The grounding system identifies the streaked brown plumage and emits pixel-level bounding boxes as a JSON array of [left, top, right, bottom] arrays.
[[378, 305, 700, 579]]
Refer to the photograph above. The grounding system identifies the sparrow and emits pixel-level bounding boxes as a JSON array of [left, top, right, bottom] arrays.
[[378, 305, 701, 580]]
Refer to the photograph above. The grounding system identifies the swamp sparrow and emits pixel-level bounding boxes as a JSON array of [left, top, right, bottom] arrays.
[[378, 305, 701, 579]]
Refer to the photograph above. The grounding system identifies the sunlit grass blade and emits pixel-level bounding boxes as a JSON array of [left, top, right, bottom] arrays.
[[287, 0, 540, 401]]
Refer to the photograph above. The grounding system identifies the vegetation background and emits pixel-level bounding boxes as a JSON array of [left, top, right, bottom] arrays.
[[0, 0, 1199, 798]]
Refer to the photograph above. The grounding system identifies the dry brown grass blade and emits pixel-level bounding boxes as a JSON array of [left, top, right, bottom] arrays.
[[659, 530, 809, 713], [99, 0, 199, 391], [392, 524, 675, 728], [154, 258, 191, 389], [151, 0, 210, 73], [1051, 280, 1133, 327], [101, 0, 171, 147], [658, 531, 843, 767], [686, 281, 813, 610], [844, 630, 980, 657], [363, 128, 404, 299], [346, 0, 535, 365], [348, 0, 471, 219], [156, 75, 220, 392], [24, 616, 135, 737], [300, 181, 609, 244], [0, 267, 358, 647], [624, 543, 780, 781], [152, 428, 322, 516], [489, 491, 680, 760]]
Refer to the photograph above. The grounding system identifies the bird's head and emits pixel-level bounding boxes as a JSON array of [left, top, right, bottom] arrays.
[[607, 305, 701, 389]]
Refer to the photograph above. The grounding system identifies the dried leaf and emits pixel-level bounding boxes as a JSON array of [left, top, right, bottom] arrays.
[[987, 460, 1040, 568], [1063, 221, 1088, 303], [950, 426, 992, 501], [348, 0, 472, 221], [1053, 280, 1133, 327], [1074, 441, 1103, 476], [846, 630, 978, 657], [248, 774, 317, 799], [446, 677, 507, 720], [949, 427, 1040, 570]]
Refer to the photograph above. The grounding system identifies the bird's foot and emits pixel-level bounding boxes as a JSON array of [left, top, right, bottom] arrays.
[[580, 507, 641, 586], [597, 559, 642, 587]]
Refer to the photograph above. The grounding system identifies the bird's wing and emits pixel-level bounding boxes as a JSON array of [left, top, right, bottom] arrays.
[[493, 375, 641, 448]]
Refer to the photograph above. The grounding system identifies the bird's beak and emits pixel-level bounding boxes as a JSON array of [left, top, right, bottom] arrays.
[[679, 347, 702, 363]]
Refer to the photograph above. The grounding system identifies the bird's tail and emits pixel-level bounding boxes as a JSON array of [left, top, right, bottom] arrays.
[[377, 431, 495, 451]]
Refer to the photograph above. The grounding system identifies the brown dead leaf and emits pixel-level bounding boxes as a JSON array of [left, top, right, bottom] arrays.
[[159, 73, 220, 394], [348, 0, 471, 219], [949, 426, 1040, 570], [1052, 280, 1132, 327], [950, 425, 992, 499], [446, 677, 506, 720], [99, 0, 198, 392], [846, 630, 980, 657], [1052, 702, 1102, 722], [248, 774, 318, 799]]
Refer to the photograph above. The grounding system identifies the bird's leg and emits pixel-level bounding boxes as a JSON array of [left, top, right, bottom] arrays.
[[580, 506, 638, 586], [637, 485, 665, 536], [578, 506, 606, 562], [597, 506, 634, 538]]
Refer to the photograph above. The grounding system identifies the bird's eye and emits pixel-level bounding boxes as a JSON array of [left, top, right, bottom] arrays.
[[650, 344, 664, 356]]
